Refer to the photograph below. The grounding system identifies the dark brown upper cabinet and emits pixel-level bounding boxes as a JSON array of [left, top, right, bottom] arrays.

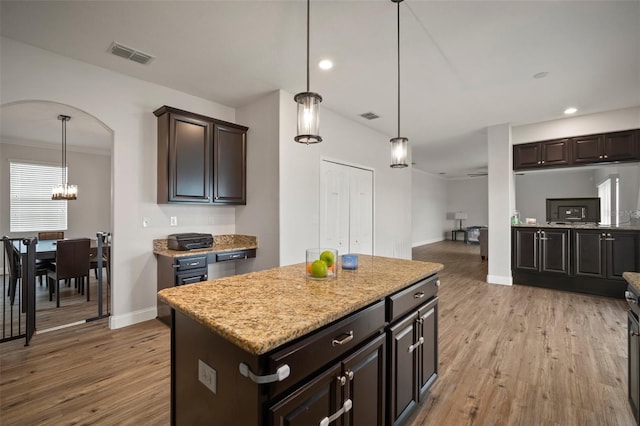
[[513, 138, 570, 170], [155, 106, 248, 205], [514, 128, 639, 171]]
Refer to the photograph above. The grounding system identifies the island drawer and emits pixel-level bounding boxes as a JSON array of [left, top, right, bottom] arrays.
[[267, 299, 385, 397], [387, 274, 439, 322]]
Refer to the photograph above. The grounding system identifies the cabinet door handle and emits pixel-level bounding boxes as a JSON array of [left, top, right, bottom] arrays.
[[331, 331, 354, 346], [541, 160, 545, 164], [408, 336, 424, 353], [436, 280, 441, 287], [604, 154, 608, 159], [319, 399, 352, 426], [337, 375, 347, 386], [599, 155, 603, 159], [414, 292, 425, 299], [625, 291, 637, 304]]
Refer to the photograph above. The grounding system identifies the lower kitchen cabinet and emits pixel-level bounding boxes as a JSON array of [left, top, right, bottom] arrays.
[[575, 230, 640, 280], [513, 227, 570, 275], [388, 297, 438, 426], [629, 310, 640, 425], [269, 334, 386, 426]]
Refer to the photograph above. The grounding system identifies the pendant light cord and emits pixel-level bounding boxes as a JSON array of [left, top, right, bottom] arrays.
[[62, 117, 66, 186], [306, 0, 310, 92], [396, 0, 401, 138]]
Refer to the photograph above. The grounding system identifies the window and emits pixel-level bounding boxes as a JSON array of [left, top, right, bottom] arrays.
[[10, 161, 67, 232]]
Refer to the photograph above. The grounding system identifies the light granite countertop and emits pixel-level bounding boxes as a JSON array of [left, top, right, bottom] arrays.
[[158, 255, 443, 355], [153, 234, 257, 258], [513, 224, 640, 230], [624, 272, 640, 294]]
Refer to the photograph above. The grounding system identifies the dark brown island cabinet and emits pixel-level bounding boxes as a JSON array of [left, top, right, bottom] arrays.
[[159, 258, 441, 426], [625, 281, 640, 425], [512, 226, 640, 298], [154, 105, 247, 205], [513, 128, 639, 171]]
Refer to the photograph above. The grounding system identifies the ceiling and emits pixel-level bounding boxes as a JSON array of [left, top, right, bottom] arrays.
[[1, 1, 639, 177]]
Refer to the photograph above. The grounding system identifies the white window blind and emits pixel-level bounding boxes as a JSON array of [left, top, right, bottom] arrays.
[[10, 161, 68, 232]]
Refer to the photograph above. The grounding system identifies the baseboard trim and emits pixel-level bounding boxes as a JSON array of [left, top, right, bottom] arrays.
[[109, 307, 157, 329], [412, 238, 445, 247], [487, 274, 513, 286]]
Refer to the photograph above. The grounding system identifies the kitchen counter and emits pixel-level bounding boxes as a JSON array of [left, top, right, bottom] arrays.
[[153, 234, 257, 258], [158, 255, 443, 355], [512, 223, 640, 230], [624, 272, 640, 294]]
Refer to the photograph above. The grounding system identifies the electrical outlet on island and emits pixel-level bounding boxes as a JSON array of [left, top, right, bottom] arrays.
[[170, 216, 178, 226]]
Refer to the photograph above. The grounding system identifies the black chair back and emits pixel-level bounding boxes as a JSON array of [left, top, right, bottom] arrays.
[[2, 236, 21, 305], [38, 231, 64, 241], [55, 238, 90, 280]]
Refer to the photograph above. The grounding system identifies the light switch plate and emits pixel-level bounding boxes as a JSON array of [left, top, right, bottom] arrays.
[[170, 216, 178, 226], [142, 217, 150, 228], [198, 360, 217, 394]]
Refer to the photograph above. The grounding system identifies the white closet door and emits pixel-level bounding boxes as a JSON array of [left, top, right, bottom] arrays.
[[320, 161, 350, 254], [349, 167, 373, 255]]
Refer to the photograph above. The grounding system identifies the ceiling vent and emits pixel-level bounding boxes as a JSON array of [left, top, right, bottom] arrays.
[[360, 112, 380, 120], [108, 42, 155, 65]]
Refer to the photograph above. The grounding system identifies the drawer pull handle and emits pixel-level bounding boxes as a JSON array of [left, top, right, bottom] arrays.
[[319, 399, 352, 426], [414, 292, 425, 299], [408, 336, 424, 353], [436, 280, 441, 287], [238, 363, 290, 384], [332, 331, 354, 346]]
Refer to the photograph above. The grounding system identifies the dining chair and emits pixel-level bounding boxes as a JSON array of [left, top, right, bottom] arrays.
[[35, 232, 64, 286], [2, 237, 21, 306], [47, 238, 90, 308]]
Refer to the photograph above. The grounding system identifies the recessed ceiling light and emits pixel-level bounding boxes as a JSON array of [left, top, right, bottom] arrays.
[[564, 107, 578, 115], [533, 71, 549, 79], [318, 59, 333, 70]]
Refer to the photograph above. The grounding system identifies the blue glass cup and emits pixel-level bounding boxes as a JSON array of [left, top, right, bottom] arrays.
[[342, 254, 358, 270]]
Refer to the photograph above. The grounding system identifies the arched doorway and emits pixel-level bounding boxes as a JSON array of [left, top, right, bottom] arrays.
[[0, 100, 114, 335]]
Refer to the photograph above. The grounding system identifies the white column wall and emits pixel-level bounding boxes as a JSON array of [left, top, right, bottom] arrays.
[[487, 124, 513, 285]]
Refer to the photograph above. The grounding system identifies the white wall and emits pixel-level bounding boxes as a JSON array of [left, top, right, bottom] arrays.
[[411, 170, 448, 246], [0, 141, 111, 239], [515, 168, 597, 222], [235, 91, 280, 274], [278, 91, 413, 265], [446, 176, 489, 230], [1, 37, 241, 328]]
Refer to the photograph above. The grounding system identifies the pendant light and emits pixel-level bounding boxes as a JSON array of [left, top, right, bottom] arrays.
[[390, 0, 408, 168], [294, 0, 323, 144], [52, 115, 78, 200]]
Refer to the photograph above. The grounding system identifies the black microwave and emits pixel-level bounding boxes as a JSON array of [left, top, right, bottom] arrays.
[[546, 197, 601, 224]]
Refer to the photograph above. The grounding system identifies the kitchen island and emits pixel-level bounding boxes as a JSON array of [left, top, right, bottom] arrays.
[[158, 255, 443, 426]]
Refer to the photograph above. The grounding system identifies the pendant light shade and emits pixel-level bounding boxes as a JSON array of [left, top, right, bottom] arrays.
[[294, 0, 323, 144], [390, 0, 408, 168], [52, 115, 78, 200]]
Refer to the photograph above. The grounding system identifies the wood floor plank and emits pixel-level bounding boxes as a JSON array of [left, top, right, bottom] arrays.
[[0, 240, 635, 425]]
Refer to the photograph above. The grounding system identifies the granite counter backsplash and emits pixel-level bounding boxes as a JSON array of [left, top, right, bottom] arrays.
[[153, 234, 257, 258], [158, 255, 444, 355]]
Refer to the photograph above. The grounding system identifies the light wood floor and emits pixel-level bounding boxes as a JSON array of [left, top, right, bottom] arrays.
[[0, 241, 634, 425]]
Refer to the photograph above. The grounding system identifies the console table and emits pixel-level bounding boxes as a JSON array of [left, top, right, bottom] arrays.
[[451, 229, 468, 243]]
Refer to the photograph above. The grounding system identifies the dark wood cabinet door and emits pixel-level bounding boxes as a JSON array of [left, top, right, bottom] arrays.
[[574, 230, 605, 277], [629, 311, 640, 425], [540, 229, 570, 275], [342, 334, 386, 426], [607, 232, 640, 280], [513, 143, 541, 170], [513, 228, 539, 271], [269, 363, 342, 426], [418, 298, 438, 398], [168, 113, 212, 203], [604, 130, 638, 162], [541, 139, 570, 167], [572, 134, 604, 165], [213, 124, 246, 205], [388, 313, 418, 426]]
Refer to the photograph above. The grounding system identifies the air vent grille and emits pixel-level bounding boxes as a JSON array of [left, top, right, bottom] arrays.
[[108, 42, 155, 65], [360, 112, 380, 120]]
